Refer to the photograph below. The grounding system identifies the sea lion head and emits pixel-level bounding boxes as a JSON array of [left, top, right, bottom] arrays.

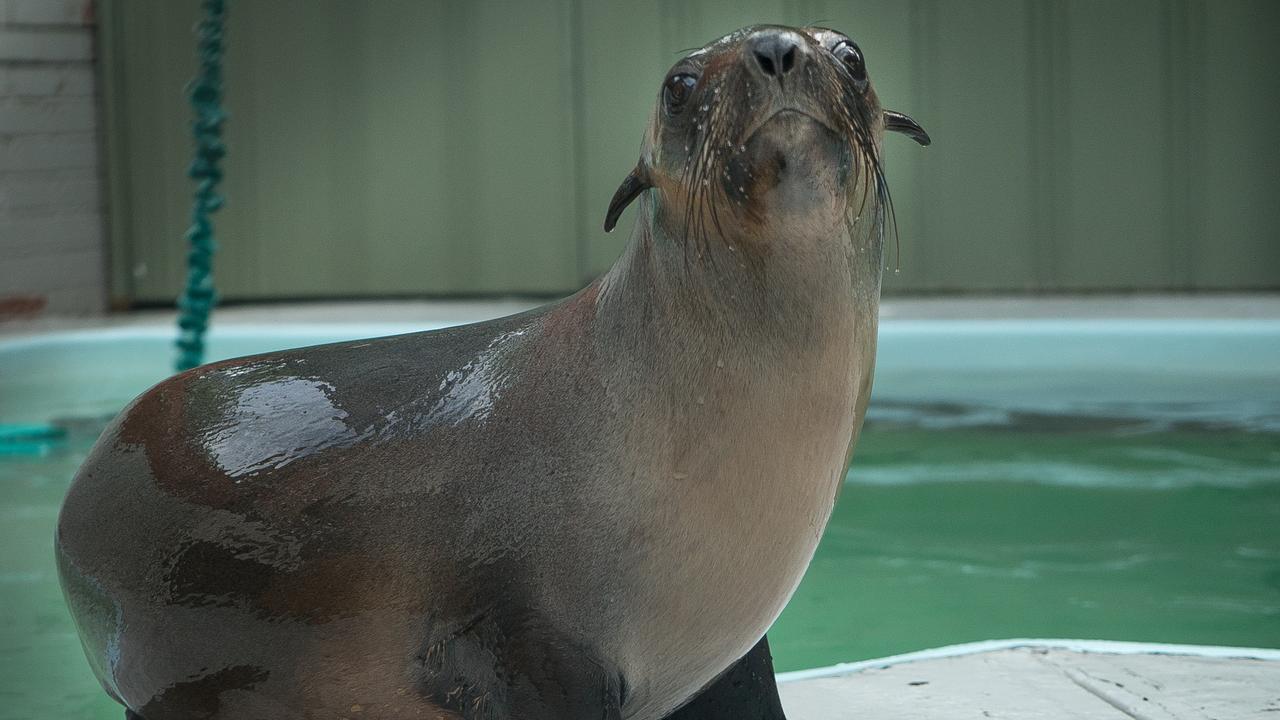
[[605, 25, 929, 256]]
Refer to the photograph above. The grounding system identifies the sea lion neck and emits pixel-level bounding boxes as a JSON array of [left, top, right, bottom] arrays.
[[594, 192, 881, 364]]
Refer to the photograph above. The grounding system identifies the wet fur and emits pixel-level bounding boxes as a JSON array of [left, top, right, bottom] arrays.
[[56, 24, 917, 720]]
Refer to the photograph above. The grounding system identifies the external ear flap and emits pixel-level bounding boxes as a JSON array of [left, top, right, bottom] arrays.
[[603, 167, 652, 233], [884, 110, 931, 147]]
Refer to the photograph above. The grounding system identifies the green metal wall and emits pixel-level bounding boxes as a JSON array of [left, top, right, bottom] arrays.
[[100, 0, 1280, 304]]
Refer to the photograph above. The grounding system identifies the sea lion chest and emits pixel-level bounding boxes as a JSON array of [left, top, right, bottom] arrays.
[[600, 318, 871, 719]]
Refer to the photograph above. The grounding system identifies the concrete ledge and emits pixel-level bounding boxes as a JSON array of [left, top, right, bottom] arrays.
[[779, 638, 1280, 682], [779, 640, 1280, 719]]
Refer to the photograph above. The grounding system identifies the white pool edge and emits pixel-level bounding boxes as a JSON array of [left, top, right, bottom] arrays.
[[5, 317, 1280, 353], [776, 638, 1280, 683]]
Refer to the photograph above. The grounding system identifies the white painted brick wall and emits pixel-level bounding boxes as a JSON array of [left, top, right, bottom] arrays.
[[0, 0, 106, 317]]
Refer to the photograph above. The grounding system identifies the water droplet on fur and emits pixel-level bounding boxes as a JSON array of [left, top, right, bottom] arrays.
[[696, 395, 706, 405], [673, 471, 689, 480], [716, 358, 725, 368]]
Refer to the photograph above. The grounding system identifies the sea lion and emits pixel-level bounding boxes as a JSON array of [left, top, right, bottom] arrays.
[[56, 24, 928, 720]]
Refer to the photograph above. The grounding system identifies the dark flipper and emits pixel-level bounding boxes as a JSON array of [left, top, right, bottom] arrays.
[[124, 711, 143, 720], [664, 635, 788, 720], [413, 606, 624, 720]]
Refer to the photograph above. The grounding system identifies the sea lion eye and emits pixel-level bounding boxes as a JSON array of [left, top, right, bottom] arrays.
[[832, 40, 867, 85], [663, 73, 698, 114]]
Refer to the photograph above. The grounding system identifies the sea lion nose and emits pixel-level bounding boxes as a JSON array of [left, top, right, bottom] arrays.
[[748, 30, 804, 79]]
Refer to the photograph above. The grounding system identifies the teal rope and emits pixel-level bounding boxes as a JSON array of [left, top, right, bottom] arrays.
[[176, 0, 227, 372]]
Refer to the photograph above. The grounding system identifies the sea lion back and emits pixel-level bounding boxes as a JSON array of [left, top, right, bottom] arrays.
[[54, 311, 630, 719]]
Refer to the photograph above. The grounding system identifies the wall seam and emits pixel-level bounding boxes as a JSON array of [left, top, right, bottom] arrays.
[[1162, 0, 1181, 289], [569, 0, 589, 285], [1026, 1, 1045, 290], [908, 0, 932, 288], [97, 0, 133, 307]]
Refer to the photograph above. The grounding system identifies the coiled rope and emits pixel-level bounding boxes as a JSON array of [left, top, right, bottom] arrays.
[[175, 0, 227, 372]]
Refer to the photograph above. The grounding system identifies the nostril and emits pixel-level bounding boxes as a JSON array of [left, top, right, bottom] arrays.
[[754, 50, 776, 77], [749, 33, 802, 79]]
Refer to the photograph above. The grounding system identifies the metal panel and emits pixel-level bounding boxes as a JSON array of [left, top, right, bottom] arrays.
[[908, 0, 1038, 291], [1197, 0, 1280, 289], [220, 0, 376, 298], [578, 0, 665, 279], [103, 0, 578, 302], [100, 1, 1280, 302], [100, 0, 199, 303], [1052, 1, 1173, 290]]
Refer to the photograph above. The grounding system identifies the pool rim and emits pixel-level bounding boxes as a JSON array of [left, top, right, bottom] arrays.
[[3, 317, 1280, 353], [776, 637, 1280, 682]]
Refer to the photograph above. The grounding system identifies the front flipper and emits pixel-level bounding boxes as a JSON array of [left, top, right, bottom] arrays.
[[414, 608, 624, 720], [664, 635, 787, 720]]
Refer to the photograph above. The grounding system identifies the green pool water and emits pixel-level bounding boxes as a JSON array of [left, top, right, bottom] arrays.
[[771, 424, 1280, 671], [1, 321, 1278, 718]]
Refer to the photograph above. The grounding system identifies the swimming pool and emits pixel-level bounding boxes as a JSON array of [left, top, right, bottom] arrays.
[[2, 318, 1278, 719]]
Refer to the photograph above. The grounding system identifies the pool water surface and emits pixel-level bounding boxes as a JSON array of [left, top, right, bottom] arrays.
[[1, 320, 1278, 719]]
